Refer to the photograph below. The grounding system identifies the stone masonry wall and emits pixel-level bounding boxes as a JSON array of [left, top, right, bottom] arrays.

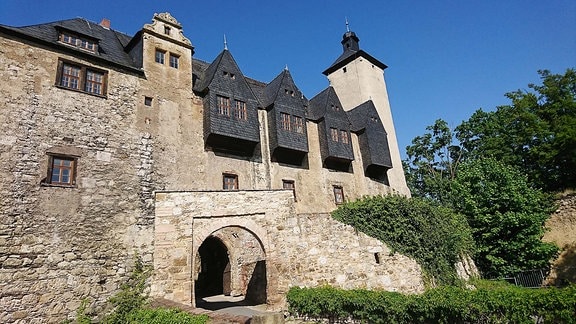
[[544, 193, 576, 285], [152, 190, 424, 310], [0, 36, 154, 323]]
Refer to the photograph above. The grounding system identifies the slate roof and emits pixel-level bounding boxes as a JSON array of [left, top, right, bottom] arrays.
[[0, 18, 141, 73], [262, 68, 308, 109], [347, 100, 393, 169], [323, 31, 387, 76]]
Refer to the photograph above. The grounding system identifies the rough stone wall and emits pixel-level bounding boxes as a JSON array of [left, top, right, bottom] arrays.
[[544, 193, 576, 285], [0, 36, 153, 323], [152, 190, 424, 310]]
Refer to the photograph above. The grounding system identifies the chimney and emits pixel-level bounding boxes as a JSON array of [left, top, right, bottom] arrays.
[[99, 18, 111, 29]]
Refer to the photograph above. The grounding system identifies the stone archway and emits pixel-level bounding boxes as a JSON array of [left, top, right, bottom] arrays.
[[193, 226, 267, 307]]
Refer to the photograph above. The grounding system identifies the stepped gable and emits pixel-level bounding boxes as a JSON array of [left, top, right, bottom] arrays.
[[348, 100, 393, 175], [197, 49, 261, 155], [323, 30, 387, 76], [0, 18, 141, 73], [264, 68, 309, 164], [309, 87, 354, 168]]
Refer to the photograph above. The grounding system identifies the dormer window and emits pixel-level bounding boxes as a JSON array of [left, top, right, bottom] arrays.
[[59, 32, 97, 52]]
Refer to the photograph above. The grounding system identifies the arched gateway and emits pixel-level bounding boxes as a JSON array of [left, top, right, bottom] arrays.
[[152, 191, 284, 309], [194, 226, 267, 306]]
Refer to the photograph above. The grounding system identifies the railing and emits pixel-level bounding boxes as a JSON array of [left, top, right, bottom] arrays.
[[500, 269, 547, 288]]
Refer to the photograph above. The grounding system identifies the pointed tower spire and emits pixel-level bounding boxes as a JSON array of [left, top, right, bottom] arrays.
[[341, 19, 360, 52], [285, 64, 289, 71], [223, 34, 228, 50], [345, 17, 350, 32]]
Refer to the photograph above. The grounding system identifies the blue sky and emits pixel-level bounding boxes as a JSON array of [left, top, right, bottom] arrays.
[[1, 0, 575, 159]]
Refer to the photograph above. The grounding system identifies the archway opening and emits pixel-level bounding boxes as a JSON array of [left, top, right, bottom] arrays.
[[195, 236, 230, 299], [194, 226, 268, 309]]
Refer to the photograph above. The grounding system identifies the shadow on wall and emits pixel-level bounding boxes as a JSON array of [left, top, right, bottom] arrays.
[[549, 243, 576, 287]]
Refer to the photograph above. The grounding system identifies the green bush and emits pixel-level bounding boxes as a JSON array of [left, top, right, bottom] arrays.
[[287, 284, 576, 323], [332, 195, 474, 285], [125, 308, 209, 324]]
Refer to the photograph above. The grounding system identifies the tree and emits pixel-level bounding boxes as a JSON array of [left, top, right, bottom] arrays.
[[456, 69, 576, 192], [449, 158, 558, 278], [404, 119, 462, 203]]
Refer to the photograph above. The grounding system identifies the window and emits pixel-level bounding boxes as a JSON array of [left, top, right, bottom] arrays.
[[293, 116, 304, 134], [59, 32, 97, 52], [235, 100, 247, 120], [57, 60, 107, 96], [46, 155, 77, 186], [223, 174, 238, 190], [280, 113, 291, 131], [164, 25, 171, 35], [169, 53, 179, 68], [61, 63, 80, 90], [155, 49, 165, 64], [283, 180, 296, 201], [217, 95, 230, 115], [330, 128, 339, 142], [85, 70, 104, 95], [144, 96, 153, 106], [333, 186, 344, 204], [340, 130, 349, 144]]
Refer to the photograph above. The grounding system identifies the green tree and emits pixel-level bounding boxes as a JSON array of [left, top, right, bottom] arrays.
[[456, 69, 576, 192], [450, 158, 558, 277], [404, 119, 462, 203]]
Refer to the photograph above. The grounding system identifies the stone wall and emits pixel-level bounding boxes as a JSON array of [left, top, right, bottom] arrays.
[[152, 190, 424, 310], [0, 35, 153, 323], [544, 193, 576, 286]]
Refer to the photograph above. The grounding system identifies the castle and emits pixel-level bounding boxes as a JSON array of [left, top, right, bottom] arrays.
[[0, 12, 423, 323]]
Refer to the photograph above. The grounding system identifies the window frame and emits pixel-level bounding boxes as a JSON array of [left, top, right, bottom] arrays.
[[59, 32, 98, 53], [235, 100, 247, 120], [56, 59, 108, 97], [330, 127, 339, 142], [217, 95, 231, 116], [340, 130, 349, 144], [280, 112, 291, 131], [155, 49, 166, 64], [282, 179, 296, 201], [45, 154, 78, 187], [223, 173, 238, 190], [169, 53, 179, 69], [333, 185, 344, 204], [293, 116, 304, 134]]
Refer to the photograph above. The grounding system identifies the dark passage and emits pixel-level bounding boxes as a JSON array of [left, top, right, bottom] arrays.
[[195, 236, 230, 299]]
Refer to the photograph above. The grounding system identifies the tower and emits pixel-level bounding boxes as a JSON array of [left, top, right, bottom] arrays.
[[323, 28, 410, 196]]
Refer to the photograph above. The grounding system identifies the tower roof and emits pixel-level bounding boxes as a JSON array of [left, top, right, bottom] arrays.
[[322, 29, 387, 76]]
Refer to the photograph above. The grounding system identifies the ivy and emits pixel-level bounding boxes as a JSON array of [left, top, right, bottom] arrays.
[[332, 195, 474, 285]]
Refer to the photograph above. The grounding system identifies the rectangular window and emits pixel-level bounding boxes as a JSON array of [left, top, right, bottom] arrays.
[[57, 60, 107, 96], [61, 63, 81, 90], [217, 95, 231, 115], [164, 25, 171, 35], [169, 53, 179, 68], [235, 100, 247, 120], [340, 130, 349, 144], [293, 116, 304, 134], [282, 180, 296, 201], [144, 96, 153, 106], [47, 155, 77, 186], [60, 32, 97, 52], [330, 128, 339, 142], [85, 70, 104, 95], [333, 186, 344, 204], [155, 49, 165, 64], [280, 113, 291, 131], [223, 174, 238, 190]]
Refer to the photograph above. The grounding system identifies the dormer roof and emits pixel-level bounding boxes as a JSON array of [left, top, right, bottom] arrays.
[[0, 18, 141, 73], [263, 68, 307, 109]]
